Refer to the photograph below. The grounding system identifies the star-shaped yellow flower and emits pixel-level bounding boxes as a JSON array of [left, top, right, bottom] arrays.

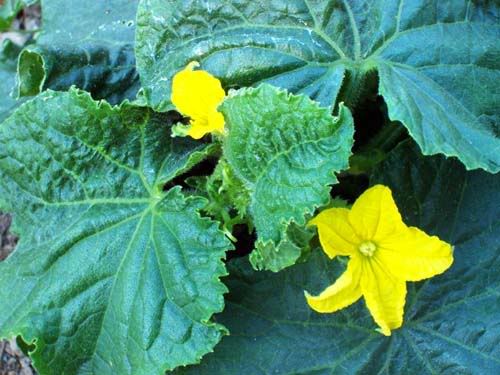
[[305, 185, 453, 336], [171, 61, 225, 139]]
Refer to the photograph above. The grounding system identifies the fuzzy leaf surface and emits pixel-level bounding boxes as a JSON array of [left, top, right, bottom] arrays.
[[221, 84, 353, 271], [176, 141, 500, 374], [136, 0, 500, 172], [17, 0, 140, 104], [0, 89, 231, 375]]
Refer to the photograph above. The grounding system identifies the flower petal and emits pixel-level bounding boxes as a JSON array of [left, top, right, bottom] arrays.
[[349, 185, 406, 241], [377, 227, 454, 281], [171, 61, 225, 119], [361, 258, 406, 336], [187, 111, 225, 139], [305, 255, 362, 313], [309, 208, 360, 258]]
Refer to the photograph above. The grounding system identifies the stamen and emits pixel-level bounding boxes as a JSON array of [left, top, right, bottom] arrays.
[[359, 241, 377, 257]]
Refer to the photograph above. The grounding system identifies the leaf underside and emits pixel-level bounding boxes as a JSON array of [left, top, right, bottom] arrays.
[[17, 0, 140, 104], [0, 39, 25, 122], [220, 84, 353, 271], [175, 141, 500, 375], [136, 0, 500, 172], [0, 89, 231, 375]]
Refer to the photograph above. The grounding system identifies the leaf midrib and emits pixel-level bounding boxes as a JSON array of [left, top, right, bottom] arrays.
[[166, 9, 479, 66], [411, 325, 500, 364], [381, 61, 495, 152], [167, 24, 344, 61], [0, 209, 146, 335], [369, 20, 477, 58], [87, 208, 151, 373]]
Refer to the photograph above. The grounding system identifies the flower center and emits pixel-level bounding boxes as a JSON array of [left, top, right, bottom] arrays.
[[359, 241, 377, 257]]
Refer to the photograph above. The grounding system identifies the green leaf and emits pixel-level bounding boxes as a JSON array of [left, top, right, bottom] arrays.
[[376, 22, 499, 173], [251, 221, 314, 273], [17, 0, 139, 104], [221, 84, 353, 271], [0, 0, 37, 30], [0, 39, 25, 122], [135, 0, 348, 110], [176, 141, 500, 374], [0, 89, 232, 375], [136, 0, 500, 172]]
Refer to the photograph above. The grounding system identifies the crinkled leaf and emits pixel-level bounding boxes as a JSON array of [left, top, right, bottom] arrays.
[[0, 0, 37, 30], [136, 0, 500, 172], [176, 141, 500, 374], [0, 39, 25, 122], [17, 0, 139, 104], [0, 89, 231, 375], [251, 221, 314, 273], [221, 85, 353, 271]]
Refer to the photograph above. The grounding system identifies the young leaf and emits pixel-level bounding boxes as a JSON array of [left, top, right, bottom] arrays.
[[136, 0, 500, 172], [175, 141, 500, 374], [0, 39, 25, 122], [221, 84, 353, 271], [17, 0, 140, 104], [0, 89, 231, 375]]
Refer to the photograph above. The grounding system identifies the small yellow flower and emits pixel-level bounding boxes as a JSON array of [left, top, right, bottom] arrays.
[[305, 185, 453, 336], [171, 61, 225, 139]]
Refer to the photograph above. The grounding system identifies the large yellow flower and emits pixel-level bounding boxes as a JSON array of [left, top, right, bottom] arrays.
[[305, 185, 453, 336], [171, 61, 225, 139]]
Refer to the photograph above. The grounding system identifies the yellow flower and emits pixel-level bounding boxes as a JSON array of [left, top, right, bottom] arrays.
[[305, 185, 453, 336], [171, 61, 225, 139]]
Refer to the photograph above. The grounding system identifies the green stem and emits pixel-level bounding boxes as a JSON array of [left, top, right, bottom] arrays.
[[363, 120, 407, 152], [337, 63, 378, 112], [348, 121, 407, 175]]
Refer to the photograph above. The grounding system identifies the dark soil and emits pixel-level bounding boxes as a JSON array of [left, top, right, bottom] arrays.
[[0, 214, 17, 261], [0, 339, 33, 375]]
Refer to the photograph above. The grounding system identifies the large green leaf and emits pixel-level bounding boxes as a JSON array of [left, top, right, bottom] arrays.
[[17, 0, 139, 104], [0, 39, 25, 122], [136, 0, 500, 172], [176, 141, 500, 374], [0, 89, 231, 375], [0, 0, 37, 30], [221, 85, 353, 271]]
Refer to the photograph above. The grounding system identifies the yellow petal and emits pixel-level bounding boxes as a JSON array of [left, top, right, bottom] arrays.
[[187, 111, 225, 139], [360, 258, 406, 336], [309, 208, 361, 258], [349, 185, 406, 242], [305, 255, 363, 313], [377, 227, 454, 281], [171, 61, 225, 120]]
